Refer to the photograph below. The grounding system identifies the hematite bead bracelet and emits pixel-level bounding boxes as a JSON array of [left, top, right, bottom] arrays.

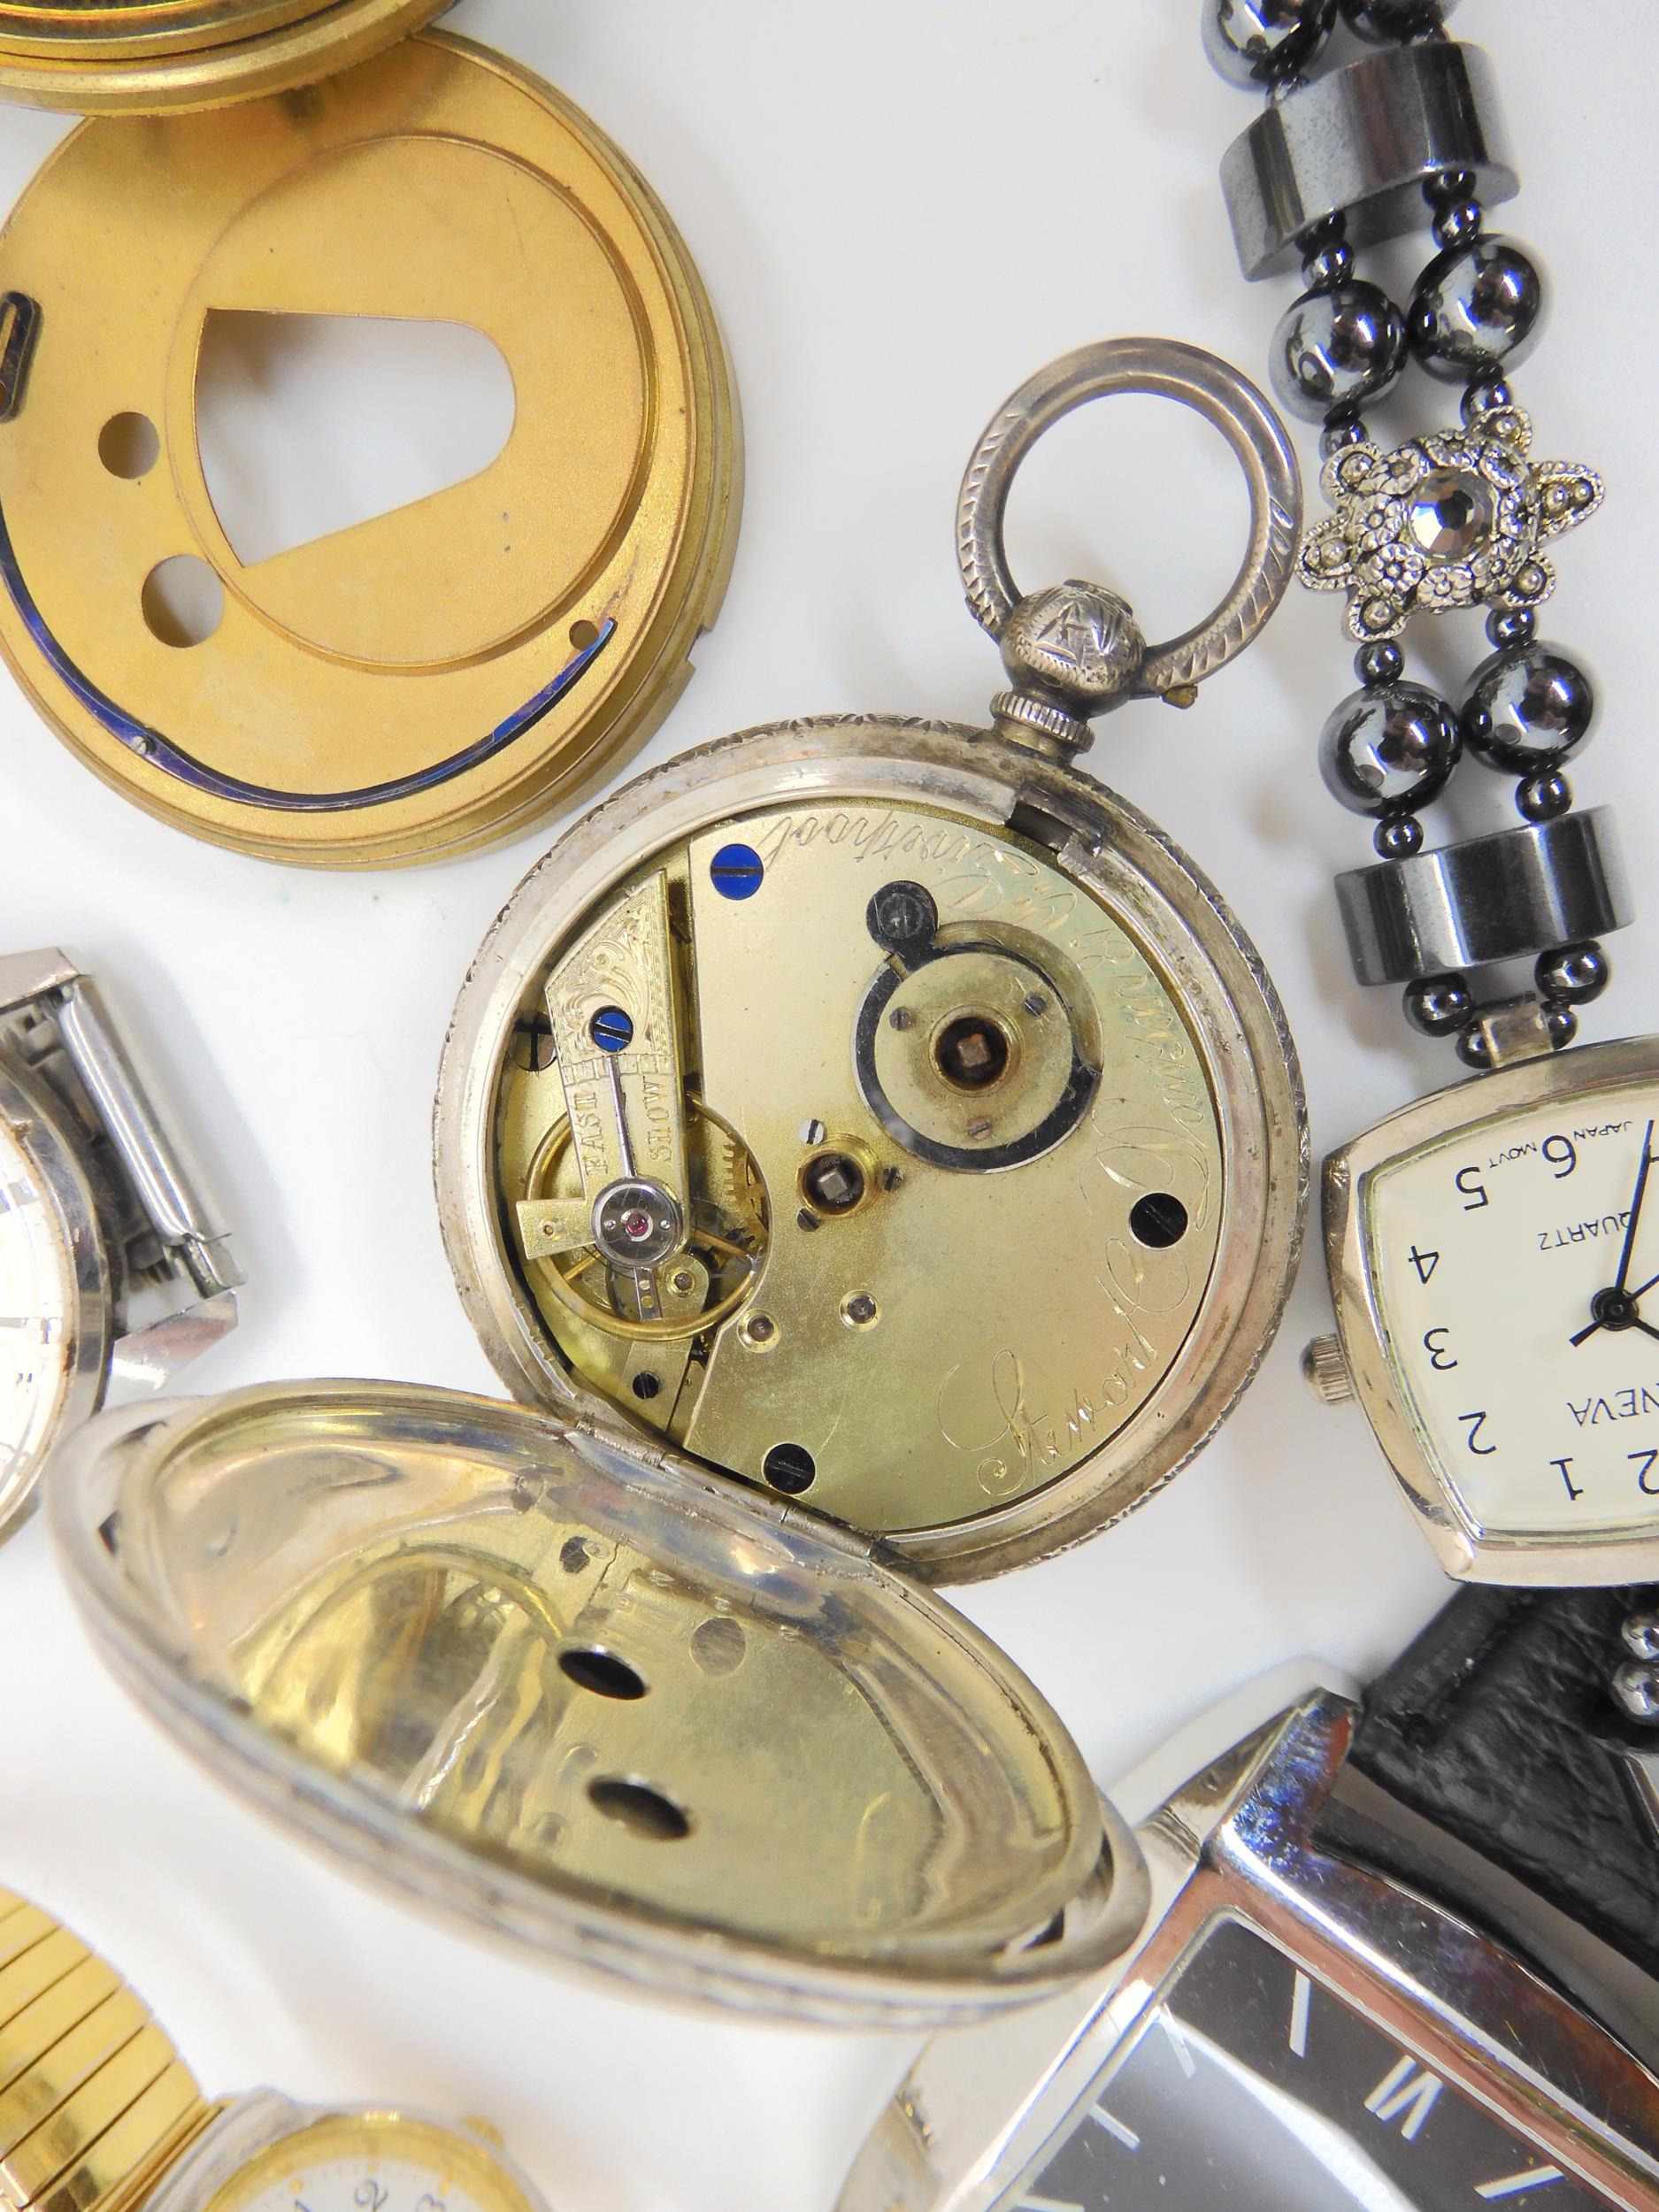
[[1205, 0, 1630, 1071]]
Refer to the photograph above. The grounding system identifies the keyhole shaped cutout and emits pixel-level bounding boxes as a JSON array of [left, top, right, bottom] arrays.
[[196, 311, 516, 569]]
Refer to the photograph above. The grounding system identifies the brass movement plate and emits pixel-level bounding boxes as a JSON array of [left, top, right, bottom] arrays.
[[436, 719, 1309, 1583], [53, 1384, 1146, 2024], [0, 1, 449, 112], [0, 32, 740, 864]]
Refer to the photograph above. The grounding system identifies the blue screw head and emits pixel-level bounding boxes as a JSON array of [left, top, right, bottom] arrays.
[[710, 842, 764, 900], [590, 1005, 634, 1053]]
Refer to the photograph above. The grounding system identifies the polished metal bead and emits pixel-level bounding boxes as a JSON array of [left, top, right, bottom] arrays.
[[1271, 281, 1407, 422], [1203, 0, 1339, 88], [1543, 1002, 1579, 1050], [1615, 1660, 1659, 1725], [1432, 197, 1484, 251], [1404, 972, 1473, 1036], [1624, 1612, 1659, 1664], [1463, 642, 1595, 772], [1463, 374, 1514, 424], [1455, 1021, 1492, 1071], [1517, 770, 1573, 823], [1322, 415, 1371, 457], [1536, 940, 1609, 1006], [1486, 605, 1534, 649], [1302, 235, 1356, 290], [1410, 235, 1546, 380], [1340, 0, 1458, 39], [1356, 640, 1404, 686], [1375, 814, 1425, 858], [1321, 681, 1462, 815]]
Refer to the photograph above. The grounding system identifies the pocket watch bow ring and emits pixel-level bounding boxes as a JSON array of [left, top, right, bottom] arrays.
[[435, 334, 1310, 1585]]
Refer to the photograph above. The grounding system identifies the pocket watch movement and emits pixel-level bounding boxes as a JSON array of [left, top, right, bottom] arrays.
[[436, 337, 1310, 1582], [0, 949, 239, 1543], [0, 1884, 549, 2212], [0, 29, 739, 865]]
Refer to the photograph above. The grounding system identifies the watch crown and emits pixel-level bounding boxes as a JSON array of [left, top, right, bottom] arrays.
[[1302, 1333, 1357, 1408], [461, 2117, 506, 2150]]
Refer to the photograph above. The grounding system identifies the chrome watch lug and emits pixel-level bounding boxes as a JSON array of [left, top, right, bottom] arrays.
[[52, 976, 242, 1304], [0, 954, 241, 1391], [836, 1687, 1346, 2212], [142, 2092, 303, 2212]]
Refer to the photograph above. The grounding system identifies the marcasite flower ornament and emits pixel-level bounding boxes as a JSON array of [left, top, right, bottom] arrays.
[[1298, 403, 1604, 642]]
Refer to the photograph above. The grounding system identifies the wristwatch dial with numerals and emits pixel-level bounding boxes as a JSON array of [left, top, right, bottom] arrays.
[[1325, 1037, 1659, 1582], [0, 1114, 76, 1499], [199, 2115, 536, 2212], [1019, 1918, 1607, 2211]]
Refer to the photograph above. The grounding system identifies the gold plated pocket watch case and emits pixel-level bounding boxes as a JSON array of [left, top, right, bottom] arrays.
[[435, 339, 1310, 1583], [0, 1, 449, 111], [0, 31, 739, 865]]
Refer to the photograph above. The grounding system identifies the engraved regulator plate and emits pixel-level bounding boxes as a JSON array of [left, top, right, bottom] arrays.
[[436, 716, 1307, 1584]]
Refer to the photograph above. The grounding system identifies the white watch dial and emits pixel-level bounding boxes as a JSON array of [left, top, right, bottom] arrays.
[[1368, 1080, 1659, 1537], [0, 1118, 77, 1509], [204, 2116, 538, 2212]]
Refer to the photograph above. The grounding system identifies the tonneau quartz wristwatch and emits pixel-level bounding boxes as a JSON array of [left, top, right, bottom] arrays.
[[0, 949, 239, 1544], [0, 1882, 549, 2212], [838, 1615, 1659, 2212], [1206, 2, 1659, 1594]]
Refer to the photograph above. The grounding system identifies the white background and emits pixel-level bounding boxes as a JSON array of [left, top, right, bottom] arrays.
[[0, 4, 1654, 2208]]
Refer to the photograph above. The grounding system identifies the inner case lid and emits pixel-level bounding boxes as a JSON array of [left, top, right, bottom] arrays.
[[0, 2, 450, 111], [51, 1381, 1147, 2024]]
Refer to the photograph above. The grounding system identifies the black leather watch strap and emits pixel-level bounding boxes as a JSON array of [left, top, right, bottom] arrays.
[[1346, 1586, 1659, 1982]]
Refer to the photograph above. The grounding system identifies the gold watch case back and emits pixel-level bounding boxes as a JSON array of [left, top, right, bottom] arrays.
[[0, 1, 449, 111], [51, 1381, 1148, 2026], [436, 717, 1309, 1583], [0, 31, 740, 864]]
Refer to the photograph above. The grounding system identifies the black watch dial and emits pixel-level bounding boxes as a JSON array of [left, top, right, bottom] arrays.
[[1015, 1917, 1610, 2211]]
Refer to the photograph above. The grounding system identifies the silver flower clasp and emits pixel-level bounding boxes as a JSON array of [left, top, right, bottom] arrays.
[[1298, 404, 1604, 642]]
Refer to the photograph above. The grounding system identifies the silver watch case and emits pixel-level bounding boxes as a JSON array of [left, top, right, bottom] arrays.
[[1324, 1034, 1659, 1587], [0, 948, 240, 1540], [147, 2093, 547, 2212], [839, 1686, 1659, 2212]]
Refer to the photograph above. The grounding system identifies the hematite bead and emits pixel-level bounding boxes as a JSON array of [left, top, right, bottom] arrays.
[[1203, 0, 1338, 88], [1517, 771, 1573, 823], [1537, 941, 1610, 1005], [1463, 374, 1514, 424], [1432, 197, 1484, 251], [1375, 814, 1425, 858], [1463, 642, 1595, 772], [1543, 1003, 1579, 1050], [1404, 972, 1473, 1036], [1410, 235, 1546, 380], [1322, 416, 1370, 457], [1356, 640, 1404, 686], [1321, 681, 1463, 816], [1486, 605, 1535, 649], [1341, 0, 1458, 37], [1302, 235, 1356, 291], [1455, 1023, 1493, 1071], [1271, 281, 1407, 422]]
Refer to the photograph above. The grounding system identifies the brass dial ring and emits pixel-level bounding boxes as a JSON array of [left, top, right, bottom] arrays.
[[956, 335, 1302, 701], [0, 0, 449, 111], [0, 32, 740, 865]]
